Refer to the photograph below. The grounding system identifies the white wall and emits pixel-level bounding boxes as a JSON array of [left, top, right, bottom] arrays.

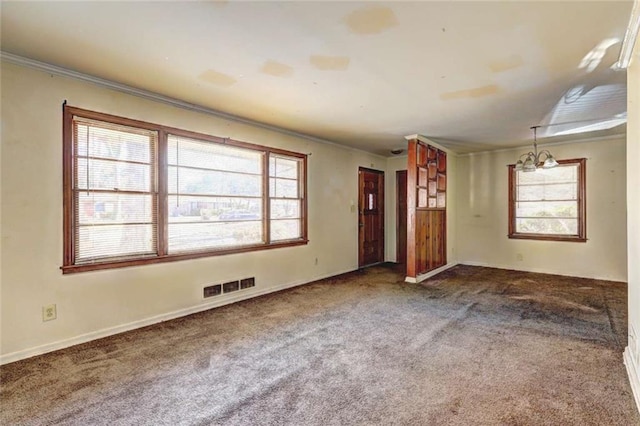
[[456, 137, 627, 282], [624, 32, 640, 411], [0, 62, 387, 362]]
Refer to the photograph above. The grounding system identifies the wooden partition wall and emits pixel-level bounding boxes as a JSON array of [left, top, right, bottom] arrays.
[[406, 138, 447, 280]]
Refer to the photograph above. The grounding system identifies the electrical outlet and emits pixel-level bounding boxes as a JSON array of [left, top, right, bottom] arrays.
[[516, 253, 523, 261], [43, 304, 57, 322], [315, 257, 319, 265]]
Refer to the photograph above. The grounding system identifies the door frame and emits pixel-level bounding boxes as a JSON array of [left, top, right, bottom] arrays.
[[358, 167, 385, 268]]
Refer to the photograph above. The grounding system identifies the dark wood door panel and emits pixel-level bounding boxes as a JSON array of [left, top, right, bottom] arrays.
[[397, 170, 407, 268], [359, 168, 384, 267]]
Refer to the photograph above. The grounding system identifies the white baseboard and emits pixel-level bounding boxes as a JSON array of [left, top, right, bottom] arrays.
[[405, 262, 459, 284], [0, 268, 357, 366], [624, 345, 640, 414], [458, 261, 625, 283], [459, 261, 490, 268]]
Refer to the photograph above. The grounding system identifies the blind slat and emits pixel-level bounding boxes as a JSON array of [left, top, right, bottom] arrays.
[[73, 116, 158, 263]]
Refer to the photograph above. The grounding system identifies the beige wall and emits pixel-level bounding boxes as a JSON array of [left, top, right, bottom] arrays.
[[456, 137, 627, 282], [0, 62, 387, 361], [625, 31, 640, 404], [0, 58, 627, 364]]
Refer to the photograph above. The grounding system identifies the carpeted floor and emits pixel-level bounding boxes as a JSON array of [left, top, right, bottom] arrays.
[[1, 264, 638, 425]]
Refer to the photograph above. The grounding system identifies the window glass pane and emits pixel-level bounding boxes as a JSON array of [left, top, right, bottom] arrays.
[[168, 196, 261, 222], [168, 135, 262, 174], [168, 221, 262, 253], [76, 123, 152, 163], [516, 218, 578, 235], [269, 178, 298, 198], [168, 167, 261, 197], [512, 162, 583, 238], [77, 158, 150, 192], [78, 193, 153, 224], [517, 183, 577, 201], [269, 156, 298, 179], [78, 224, 154, 261], [516, 200, 577, 218], [517, 164, 577, 185], [270, 219, 301, 241], [271, 199, 300, 219]]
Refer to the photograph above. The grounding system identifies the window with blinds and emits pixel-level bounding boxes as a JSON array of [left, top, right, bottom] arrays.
[[508, 158, 586, 242], [62, 106, 308, 273], [167, 135, 264, 252], [269, 155, 303, 241], [72, 117, 158, 263]]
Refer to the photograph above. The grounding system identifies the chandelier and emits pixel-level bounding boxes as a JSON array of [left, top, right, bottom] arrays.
[[514, 126, 559, 172]]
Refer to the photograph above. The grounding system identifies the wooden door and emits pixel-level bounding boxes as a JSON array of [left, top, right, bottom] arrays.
[[396, 170, 407, 266], [358, 168, 384, 267]]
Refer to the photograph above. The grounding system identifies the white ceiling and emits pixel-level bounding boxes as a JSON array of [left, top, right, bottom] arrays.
[[0, 1, 633, 155]]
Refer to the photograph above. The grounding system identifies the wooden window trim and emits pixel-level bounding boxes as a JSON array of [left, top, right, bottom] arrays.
[[508, 158, 586, 242], [62, 106, 308, 274]]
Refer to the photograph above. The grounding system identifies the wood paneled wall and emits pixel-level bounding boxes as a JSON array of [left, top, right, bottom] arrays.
[[406, 139, 447, 279]]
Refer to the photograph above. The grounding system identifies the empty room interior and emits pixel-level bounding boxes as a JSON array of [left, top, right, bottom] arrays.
[[2, 1, 640, 424]]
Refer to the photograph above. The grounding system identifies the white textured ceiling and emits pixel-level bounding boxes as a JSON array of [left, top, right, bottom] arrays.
[[0, 1, 633, 155]]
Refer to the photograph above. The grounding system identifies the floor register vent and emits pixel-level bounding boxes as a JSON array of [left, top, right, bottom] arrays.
[[204, 277, 255, 299]]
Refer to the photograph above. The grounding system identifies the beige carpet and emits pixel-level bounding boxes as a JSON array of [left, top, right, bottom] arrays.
[[1, 264, 638, 425]]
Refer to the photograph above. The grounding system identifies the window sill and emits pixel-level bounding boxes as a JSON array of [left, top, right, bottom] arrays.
[[508, 233, 587, 243], [61, 239, 309, 274]]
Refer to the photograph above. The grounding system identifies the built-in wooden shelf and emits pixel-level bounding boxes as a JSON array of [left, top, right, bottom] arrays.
[[407, 139, 447, 279]]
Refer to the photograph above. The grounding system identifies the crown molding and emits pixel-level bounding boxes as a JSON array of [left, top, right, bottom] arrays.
[[404, 134, 458, 155], [457, 133, 625, 157], [0, 51, 386, 159]]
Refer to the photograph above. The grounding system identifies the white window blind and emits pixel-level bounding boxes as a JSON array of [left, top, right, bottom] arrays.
[[73, 116, 157, 263], [514, 163, 580, 235], [269, 155, 303, 241]]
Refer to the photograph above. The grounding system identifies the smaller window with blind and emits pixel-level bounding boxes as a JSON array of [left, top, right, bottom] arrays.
[[269, 155, 304, 241], [508, 158, 586, 242], [71, 116, 158, 263]]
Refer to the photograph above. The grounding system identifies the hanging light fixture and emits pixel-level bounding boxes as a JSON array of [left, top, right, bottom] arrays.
[[514, 126, 559, 172]]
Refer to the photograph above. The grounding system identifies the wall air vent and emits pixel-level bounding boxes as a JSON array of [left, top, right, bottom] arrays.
[[203, 284, 222, 298], [223, 280, 240, 293], [240, 277, 255, 289]]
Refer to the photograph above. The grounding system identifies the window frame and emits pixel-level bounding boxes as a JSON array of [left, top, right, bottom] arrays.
[[62, 106, 308, 274], [508, 158, 586, 242]]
